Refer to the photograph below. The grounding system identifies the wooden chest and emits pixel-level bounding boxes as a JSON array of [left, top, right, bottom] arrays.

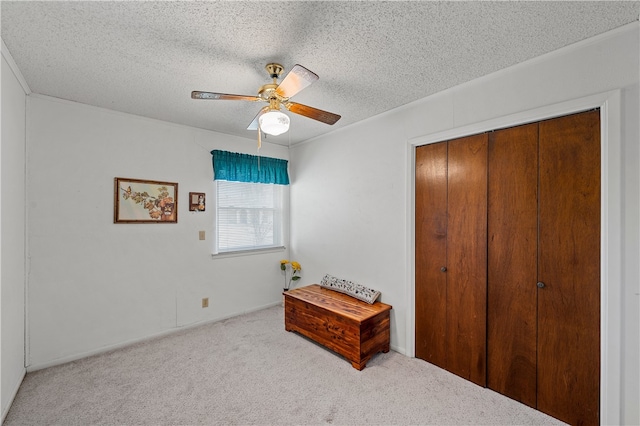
[[284, 284, 392, 370]]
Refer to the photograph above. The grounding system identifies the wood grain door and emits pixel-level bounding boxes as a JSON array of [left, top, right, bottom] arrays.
[[415, 134, 488, 387], [487, 123, 539, 407], [487, 111, 600, 423], [446, 134, 488, 386], [537, 110, 600, 425], [415, 142, 448, 367], [417, 110, 600, 424]]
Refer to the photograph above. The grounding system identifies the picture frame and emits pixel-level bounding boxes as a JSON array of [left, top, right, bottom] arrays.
[[189, 192, 206, 212], [114, 177, 178, 223]]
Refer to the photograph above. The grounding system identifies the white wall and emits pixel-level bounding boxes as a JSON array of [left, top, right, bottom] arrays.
[[289, 116, 408, 350], [26, 95, 290, 370], [1, 52, 27, 418], [290, 23, 639, 425]]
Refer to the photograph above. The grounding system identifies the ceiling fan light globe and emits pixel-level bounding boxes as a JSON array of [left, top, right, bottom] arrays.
[[259, 111, 290, 136]]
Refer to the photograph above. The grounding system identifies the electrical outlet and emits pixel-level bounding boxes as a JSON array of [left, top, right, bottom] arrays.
[[202, 297, 209, 308], [199, 230, 205, 240]]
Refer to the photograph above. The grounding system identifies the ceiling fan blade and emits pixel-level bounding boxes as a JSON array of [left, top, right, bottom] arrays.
[[284, 102, 341, 125], [276, 64, 319, 99], [247, 106, 270, 130], [192, 91, 261, 102]]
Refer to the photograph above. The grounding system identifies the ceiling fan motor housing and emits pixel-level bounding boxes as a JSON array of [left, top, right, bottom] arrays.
[[258, 83, 279, 101]]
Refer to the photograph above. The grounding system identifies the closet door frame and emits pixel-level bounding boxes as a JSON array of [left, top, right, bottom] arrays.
[[408, 89, 622, 424]]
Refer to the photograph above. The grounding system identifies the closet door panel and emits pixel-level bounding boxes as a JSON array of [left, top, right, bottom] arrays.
[[487, 124, 538, 407], [446, 133, 488, 386], [415, 142, 448, 366], [538, 110, 600, 425]]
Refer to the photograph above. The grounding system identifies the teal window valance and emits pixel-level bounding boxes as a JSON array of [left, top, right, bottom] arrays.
[[211, 150, 290, 185]]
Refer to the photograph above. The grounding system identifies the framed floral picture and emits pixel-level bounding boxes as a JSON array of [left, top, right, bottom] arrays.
[[114, 177, 178, 223]]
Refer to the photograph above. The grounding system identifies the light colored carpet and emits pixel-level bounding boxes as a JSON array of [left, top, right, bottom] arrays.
[[4, 305, 564, 425]]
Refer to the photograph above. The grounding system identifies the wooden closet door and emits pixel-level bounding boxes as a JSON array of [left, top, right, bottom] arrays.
[[487, 123, 538, 407], [415, 142, 448, 367], [415, 135, 488, 386], [538, 110, 600, 425], [446, 134, 488, 386]]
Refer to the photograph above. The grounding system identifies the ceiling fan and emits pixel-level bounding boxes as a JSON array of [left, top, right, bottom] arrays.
[[191, 63, 341, 137]]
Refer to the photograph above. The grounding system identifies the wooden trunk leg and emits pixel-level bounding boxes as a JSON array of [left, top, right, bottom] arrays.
[[351, 361, 366, 370]]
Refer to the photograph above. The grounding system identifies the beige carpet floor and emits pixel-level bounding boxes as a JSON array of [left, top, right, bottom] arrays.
[[4, 305, 564, 425]]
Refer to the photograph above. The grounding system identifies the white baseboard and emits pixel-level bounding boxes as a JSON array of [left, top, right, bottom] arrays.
[[27, 301, 282, 372], [2, 368, 26, 423], [390, 344, 405, 356]]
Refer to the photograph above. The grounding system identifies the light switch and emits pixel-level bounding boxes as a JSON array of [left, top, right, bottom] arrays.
[[199, 230, 205, 240]]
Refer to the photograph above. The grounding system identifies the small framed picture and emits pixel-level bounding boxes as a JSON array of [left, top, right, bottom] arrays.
[[114, 177, 178, 223], [189, 192, 206, 212]]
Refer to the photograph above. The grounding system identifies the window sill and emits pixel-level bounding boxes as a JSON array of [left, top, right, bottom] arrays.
[[211, 246, 286, 259]]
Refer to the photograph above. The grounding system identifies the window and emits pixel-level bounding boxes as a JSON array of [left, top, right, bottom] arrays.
[[211, 150, 289, 254], [216, 180, 284, 252]]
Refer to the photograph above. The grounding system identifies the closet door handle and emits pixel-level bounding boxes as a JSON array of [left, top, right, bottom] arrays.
[[537, 281, 545, 288], [441, 266, 447, 272]]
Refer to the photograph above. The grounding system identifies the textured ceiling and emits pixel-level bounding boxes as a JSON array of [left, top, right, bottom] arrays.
[[2, 1, 639, 146]]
